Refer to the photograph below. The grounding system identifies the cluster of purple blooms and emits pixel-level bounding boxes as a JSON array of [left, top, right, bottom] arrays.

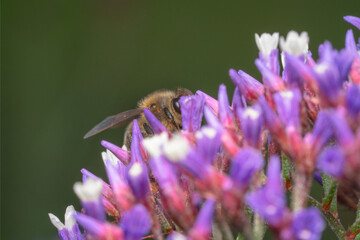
[[49, 16, 360, 240]]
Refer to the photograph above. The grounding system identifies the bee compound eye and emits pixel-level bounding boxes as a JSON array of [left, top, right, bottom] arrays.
[[172, 98, 181, 113]]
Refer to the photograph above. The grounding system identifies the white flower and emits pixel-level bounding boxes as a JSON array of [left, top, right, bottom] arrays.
[[242, 107, 261, 120], [280, 31, 309, 56], [102, 149, 120, 167], [255, 32, 279, 56], [142, 132, 169, 158], [163, 134, 190, 162], [195, 126, 217, 139], [48, 205, 76, 230], [129, 162, 143, 177], [73, 178, 102, 202]]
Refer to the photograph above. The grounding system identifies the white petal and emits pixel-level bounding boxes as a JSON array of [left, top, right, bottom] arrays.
[[64, 205, 76, 229], [142, 132, 169, 158], [102, 149, 120, 167], [280, 31, 309, 56], [48, 213, 65, 230], [163, 134, 190, 162], [243, 108, 261, 120], [195, 126, 217, 139], [73, 178, 103, 202], [129, 162, 143, 177], [255, 32, 279, 55]]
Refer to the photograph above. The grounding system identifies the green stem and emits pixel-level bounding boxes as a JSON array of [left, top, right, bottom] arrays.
[[322, 176, 338, 213], [308, 196, 346, 239]]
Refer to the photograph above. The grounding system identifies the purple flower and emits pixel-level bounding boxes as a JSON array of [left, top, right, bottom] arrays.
[[231, 87, 247, 111], [194, 126, 221, 165], [315, 42, 354, 105], [344, 15, 360, 30], [255, 59, 285, 92], [126, 162, 150, 201], [196, 90, 219, 115], [179, 94, 205, 132], [73, 178, 106, 221], [204, 105, 224, 131], [149, 155, 179, 189], [188, 198, 216, 240], [291, 208, 325, 240], [120, 204, 152, 240], [258, 96, 283, 134], [246, 155, 287, 227], [130, 120, 146, 164], [101, 140, 130, 165], [236, 105, 264, 148], [49, 206, 84, 240], [229, 69, 264, 102], [282, 52, 317, 89], [306, 111, 333, 156], [143, 108, 167, 134], [346, 83, 360, 120], [229, 148, 264, 189], [345, 29, 357, 52], [273, 89, 302, 132], [316, 146, 345, 178], [329, 110, 355, 147], [218, 84, 235, 127], [74, 213, 123, 239]]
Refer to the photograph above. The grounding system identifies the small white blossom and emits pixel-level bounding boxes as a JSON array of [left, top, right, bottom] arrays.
[[48, 205, 76, 231], [129, 162, 143, 177], [195, 126, 217, 139], [163, 134, 190, 162], [280, 31, 309, 56], [73, 178, 102, 202], [255, 32, 279, 56], [142, 132, 169, 158], [243, 108, 261, 120], [102, 149, 120, 167]]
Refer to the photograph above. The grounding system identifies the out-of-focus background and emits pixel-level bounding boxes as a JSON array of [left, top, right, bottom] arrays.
[[2, 0, 360, 239]]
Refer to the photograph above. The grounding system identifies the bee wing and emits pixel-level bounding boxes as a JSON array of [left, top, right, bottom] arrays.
[[84, 108, 142, 139]]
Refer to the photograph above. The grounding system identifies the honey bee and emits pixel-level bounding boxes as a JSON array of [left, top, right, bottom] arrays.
[[84, 88, 192, 149]]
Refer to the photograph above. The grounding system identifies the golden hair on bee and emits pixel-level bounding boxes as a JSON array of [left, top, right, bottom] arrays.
[[84, 88, 192, 149]]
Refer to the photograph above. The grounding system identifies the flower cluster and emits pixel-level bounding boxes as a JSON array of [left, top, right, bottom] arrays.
[[49, 16, 360, 240]]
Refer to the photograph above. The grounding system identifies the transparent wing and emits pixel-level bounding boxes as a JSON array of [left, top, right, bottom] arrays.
[[84, 108, 142, 139]]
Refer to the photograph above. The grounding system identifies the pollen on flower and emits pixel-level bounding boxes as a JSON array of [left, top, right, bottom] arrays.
[[129, 162, 143, 177], [265, 205, 277, 215], [73, 178, 103, 202], [163, 134, 190, 162], [142, 132, 169, 158], [243, 108, 261, 119], [171, 232, 187, 240], [298, 229, 312, 240], [279, 90, 294, 100], [195, 126, 217, 139]]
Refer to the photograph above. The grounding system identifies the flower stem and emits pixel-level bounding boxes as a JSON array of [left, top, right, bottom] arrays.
[[307, 195, 346, 239], [292, 171, 312, 210]]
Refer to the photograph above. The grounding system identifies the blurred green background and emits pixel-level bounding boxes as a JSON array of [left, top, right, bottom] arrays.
[[2, 0, 360, 239]]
